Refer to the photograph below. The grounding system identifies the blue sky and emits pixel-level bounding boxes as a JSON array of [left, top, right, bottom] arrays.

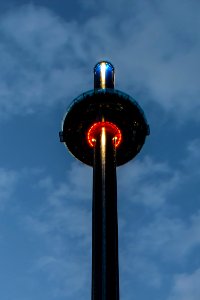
[[0, 0, 200, 299]]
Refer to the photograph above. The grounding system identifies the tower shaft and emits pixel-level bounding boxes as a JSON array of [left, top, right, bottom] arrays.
[[92, 127, 119, 300]]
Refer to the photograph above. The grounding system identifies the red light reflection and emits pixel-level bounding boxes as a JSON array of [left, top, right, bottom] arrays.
[[87, 121, 122, 147]]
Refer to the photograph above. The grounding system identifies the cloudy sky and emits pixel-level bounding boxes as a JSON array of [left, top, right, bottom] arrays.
[[0, 0, 200, 299]]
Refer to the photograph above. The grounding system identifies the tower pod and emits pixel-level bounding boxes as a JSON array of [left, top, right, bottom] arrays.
[[61, 89, 149, 166]]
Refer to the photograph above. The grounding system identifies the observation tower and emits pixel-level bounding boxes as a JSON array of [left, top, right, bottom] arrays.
[[59, 61, 150, 300]]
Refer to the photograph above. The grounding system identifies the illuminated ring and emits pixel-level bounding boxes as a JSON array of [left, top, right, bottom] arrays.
[[87, 122, 122, 147]]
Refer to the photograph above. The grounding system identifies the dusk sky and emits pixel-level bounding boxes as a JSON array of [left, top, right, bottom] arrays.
[[0, 0, 200, 299]]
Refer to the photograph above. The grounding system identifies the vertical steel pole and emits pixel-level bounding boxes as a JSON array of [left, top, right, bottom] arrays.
[[92, 127, 119, 300]]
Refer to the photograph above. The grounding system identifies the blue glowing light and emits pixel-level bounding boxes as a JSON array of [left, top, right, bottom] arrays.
[[94, 61, 115, 89]]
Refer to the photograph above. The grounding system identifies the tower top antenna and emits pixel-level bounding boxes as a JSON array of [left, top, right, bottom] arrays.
[[94, 61, 115, 89]]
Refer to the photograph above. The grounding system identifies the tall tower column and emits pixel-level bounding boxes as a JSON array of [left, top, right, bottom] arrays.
[[59, 61, 150, 300], [92, 126, 119, 300]]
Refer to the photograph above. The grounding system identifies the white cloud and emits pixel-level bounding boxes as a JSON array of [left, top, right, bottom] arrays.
[[25, 162, 92, 241], [118, 156, 180, 207], [169, 268, 200, 300], [0, 168, 19, 210], [120, 253, 162, 289], [33, 255, 90, 298], [0, 5, 89, 117], [134, 211, 200, 261], [183, 139, 200, 173], [0, 1, 199, 119], [6, 162, 91, 249], [118, 135, 200, 210], [21, 162, 92, 298], [119, 210, 200, 296], [84, 0, 200, 119], [39, 161, 92, 205], [117, 137, 200, 294]]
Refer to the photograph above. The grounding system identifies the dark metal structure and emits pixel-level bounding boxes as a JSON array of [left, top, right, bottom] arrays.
[[59, 61, 149, 300]]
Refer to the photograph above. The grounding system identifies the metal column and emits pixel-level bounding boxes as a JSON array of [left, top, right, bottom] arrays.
[[92, 127, 119, 300]]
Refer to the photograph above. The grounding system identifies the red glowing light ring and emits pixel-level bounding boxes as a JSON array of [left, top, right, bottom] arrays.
[[87, 121, 122, 148]]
